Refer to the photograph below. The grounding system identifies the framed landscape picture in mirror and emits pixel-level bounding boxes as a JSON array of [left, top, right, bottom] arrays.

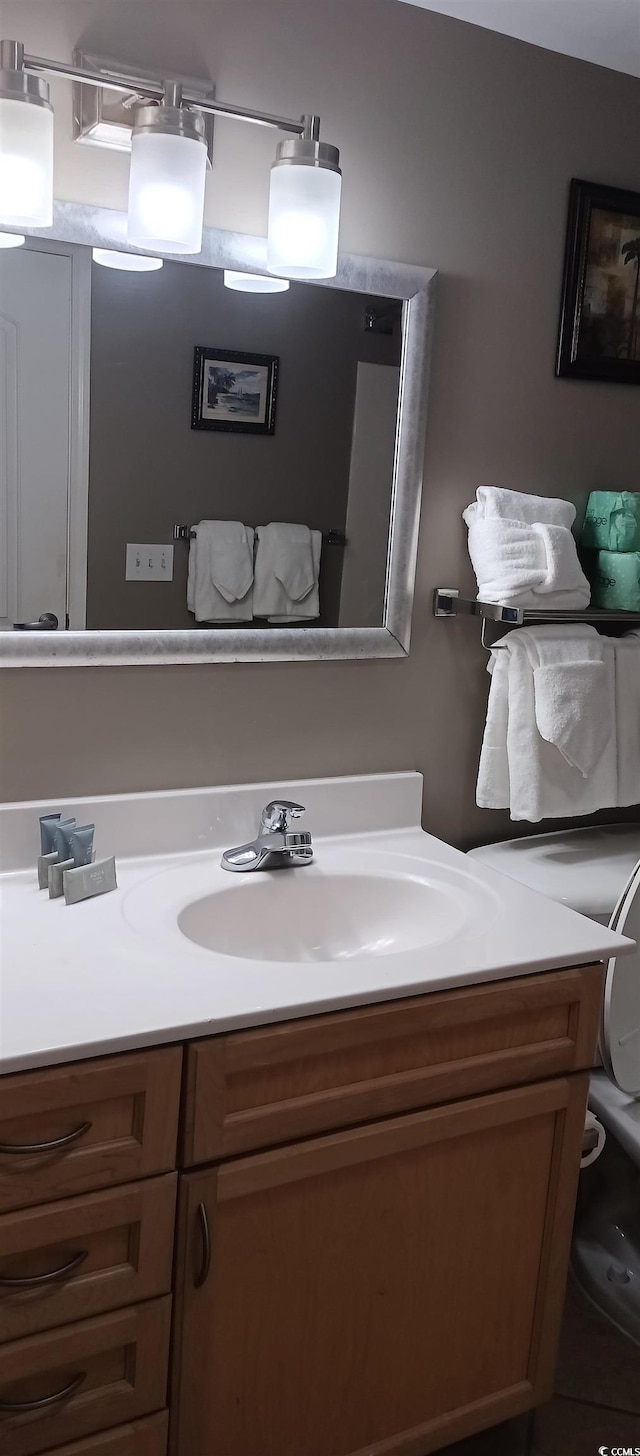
[[557, 178, 640, 385], [192, 346, 279, 433]]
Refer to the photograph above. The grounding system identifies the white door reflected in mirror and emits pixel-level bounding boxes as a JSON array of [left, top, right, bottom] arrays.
[[0, 246, 73, 631]]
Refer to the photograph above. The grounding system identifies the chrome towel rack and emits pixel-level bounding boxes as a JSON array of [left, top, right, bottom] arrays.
[[434, 588, 640, 648], [173, 524, 346, 546]]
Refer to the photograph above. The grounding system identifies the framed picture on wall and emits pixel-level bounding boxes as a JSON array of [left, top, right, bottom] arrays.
[[191, 346, 279, 433], [556, 178, 640, 385]]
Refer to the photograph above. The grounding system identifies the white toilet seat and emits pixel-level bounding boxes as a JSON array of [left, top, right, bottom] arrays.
[[601, 858, 640, 1099]]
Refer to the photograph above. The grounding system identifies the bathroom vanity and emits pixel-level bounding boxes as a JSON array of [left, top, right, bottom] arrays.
[[0, 774, 631, 1456]]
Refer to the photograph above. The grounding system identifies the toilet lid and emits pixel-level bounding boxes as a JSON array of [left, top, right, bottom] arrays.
[[602, 859, 640, 1097]]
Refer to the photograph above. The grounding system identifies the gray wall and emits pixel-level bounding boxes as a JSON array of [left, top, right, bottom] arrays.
[[87, 263, 398, 629], [1, 0, 639, 850]]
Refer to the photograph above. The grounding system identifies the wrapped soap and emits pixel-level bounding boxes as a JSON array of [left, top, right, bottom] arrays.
[[581, 492, 640, 553], [591, 551, 640, 611]]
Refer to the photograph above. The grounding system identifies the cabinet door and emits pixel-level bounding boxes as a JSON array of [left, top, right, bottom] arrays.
[[172, 1076, 588, 1456]]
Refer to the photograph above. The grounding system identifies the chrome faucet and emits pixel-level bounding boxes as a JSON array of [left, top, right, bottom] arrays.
[[221, 800, 313, 873]]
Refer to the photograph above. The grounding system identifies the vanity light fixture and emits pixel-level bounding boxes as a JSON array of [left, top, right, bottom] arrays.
[[0, 230, 26, 247], [0, 41, 53, 227], [92, 247, 163, 271], [223, 270, 290, 293], [267, 128, 342, 280], [0, 39, 343, 276], [127, 85, 208, 254]]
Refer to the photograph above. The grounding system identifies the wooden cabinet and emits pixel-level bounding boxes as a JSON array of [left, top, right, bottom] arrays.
[[0, 1048, 180, 1456], [23, 1413, 168, 1456], [181, 966, 602, 1163], [0, 1296, 171, 1456], [0, 1175, 177, 1341], [0, 1049, 182, 1213], [172, 1073, 590, 1456], [0, 963, 603, 1456]]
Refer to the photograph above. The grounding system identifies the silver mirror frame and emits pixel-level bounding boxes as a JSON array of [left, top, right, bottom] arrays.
[[0, 202, 436, 667]]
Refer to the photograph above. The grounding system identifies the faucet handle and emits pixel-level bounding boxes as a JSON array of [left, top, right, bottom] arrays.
[[261, 800, 306, 833]]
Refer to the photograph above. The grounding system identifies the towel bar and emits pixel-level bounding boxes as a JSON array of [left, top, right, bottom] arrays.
[[174, 524, 346, 546], [434, 588, 640, 630]]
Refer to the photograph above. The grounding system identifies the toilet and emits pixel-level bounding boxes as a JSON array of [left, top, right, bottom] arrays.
[[469, 824, 640, 1346]]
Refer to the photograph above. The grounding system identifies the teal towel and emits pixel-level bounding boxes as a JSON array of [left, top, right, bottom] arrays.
[[591, 550, 640, 611], [581, 491, 640, 553]]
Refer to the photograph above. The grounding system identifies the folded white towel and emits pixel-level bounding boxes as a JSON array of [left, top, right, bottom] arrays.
[[254, 523, 322, 621], [529, 634, 613, 777], [615, 630, 640, 807], [477, 625, 617, 821], [187, 521, 254, 622], [473, 486, 576, 529], [463, 514, 590, 609], [476, 649, 511, 810]]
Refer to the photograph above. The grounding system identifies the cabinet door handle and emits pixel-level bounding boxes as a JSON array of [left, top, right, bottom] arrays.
[[0, 1249, 88, 1289], [0, 1120, 92, 1156], [0, 1371, 86, 1413], [194, 1200, 211, 1288]]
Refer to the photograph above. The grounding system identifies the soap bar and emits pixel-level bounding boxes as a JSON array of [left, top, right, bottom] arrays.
[[581, 492, 640, 553], [63, 856, 117, 905], [590, 550, 640, 611], [48, 858, 74, 899], [37, 851, 58, 890]]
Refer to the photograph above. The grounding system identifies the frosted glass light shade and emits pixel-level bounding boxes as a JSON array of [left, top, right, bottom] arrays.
[[127, 130, 207, 254], [0, 231, 25, 248], [224, 270, 289, 294], [267, 163, 342, 280], [93, 248, 163, 272], [0, 97, 53, 227]]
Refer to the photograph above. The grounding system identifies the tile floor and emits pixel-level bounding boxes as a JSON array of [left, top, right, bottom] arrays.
[[446, 1278, 640, 1456]]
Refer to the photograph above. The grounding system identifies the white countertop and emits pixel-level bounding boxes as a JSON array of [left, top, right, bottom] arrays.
[[0, 772, 632, 1075]]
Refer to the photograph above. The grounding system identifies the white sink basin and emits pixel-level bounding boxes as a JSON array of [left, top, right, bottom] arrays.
[[176, 853, 494, 963], [1, 772, 634, 1076]]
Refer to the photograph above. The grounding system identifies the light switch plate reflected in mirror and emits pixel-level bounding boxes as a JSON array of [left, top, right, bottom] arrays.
[[125, 544, 174, 581]]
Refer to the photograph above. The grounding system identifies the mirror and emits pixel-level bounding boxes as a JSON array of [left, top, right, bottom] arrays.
[[0, 204, 436, 665]]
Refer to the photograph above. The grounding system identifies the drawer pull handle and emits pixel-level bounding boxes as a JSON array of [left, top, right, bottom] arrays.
[[0, 1249, 88, 1290], [0, 1370, 86, 1413], [0, 1120, 92, 1156], [194, 1200, 211, 1288]]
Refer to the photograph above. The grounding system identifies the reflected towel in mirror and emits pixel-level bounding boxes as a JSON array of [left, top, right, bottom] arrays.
[[187, 521, 255, 622], [254, 523, 321, 621]]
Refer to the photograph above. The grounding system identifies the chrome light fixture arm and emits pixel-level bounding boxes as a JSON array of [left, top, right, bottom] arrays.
[[10, 41, 313, 138]]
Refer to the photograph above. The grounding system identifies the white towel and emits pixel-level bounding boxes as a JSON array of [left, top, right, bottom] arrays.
[[476, 649, 511, 810], [473, 486, 576, 529], [463, 515, 590, 609], [615, 630, 640, 807], [477, 625, 617, 821], [187, 521, 254, 622], [253, 523, 322, 622]]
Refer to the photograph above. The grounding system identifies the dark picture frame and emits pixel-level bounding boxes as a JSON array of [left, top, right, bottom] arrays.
[[191, 346, 279, 433], [556, 178, 640, 385]]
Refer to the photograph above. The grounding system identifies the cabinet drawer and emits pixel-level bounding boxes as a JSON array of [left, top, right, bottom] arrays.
[[0, 1296, 171, 1456], [181, 964, 603, 1162], [0, 1049, 182, 1213], [31, 1412, 167, 1456], [0, 1175, 177, 1342]]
